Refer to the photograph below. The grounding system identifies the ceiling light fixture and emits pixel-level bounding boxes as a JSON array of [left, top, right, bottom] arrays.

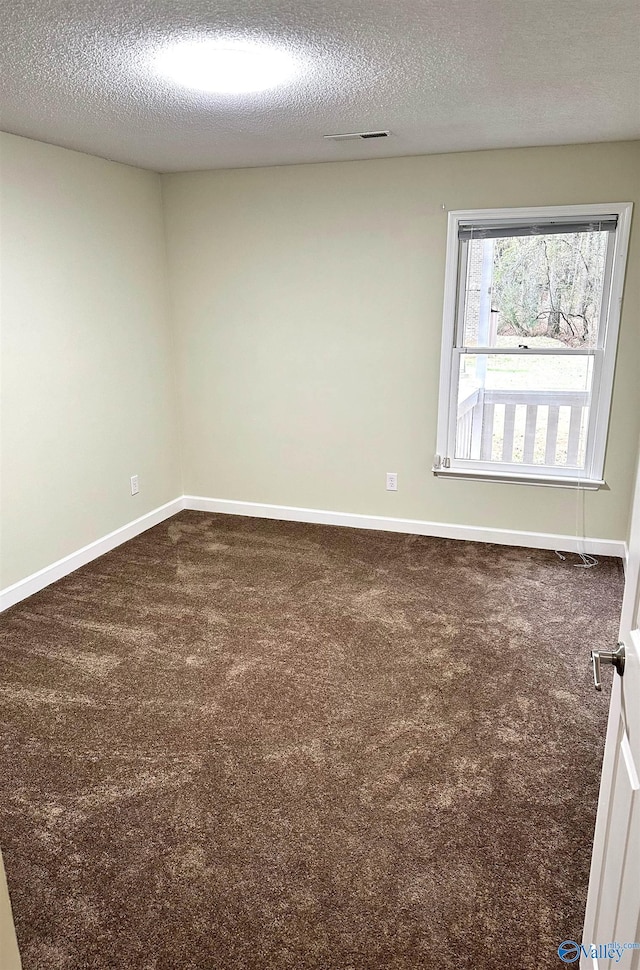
[[153, 40, 297, 94]]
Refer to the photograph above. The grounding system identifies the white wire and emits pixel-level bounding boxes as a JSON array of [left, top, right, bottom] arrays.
[[554, 548, 598, 568]]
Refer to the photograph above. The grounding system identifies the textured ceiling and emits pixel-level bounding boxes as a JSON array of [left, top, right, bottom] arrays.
[[1, 0, 639, 172]]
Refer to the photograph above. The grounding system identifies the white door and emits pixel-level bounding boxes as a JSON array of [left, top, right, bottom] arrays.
[[578, 451, 640, 968]]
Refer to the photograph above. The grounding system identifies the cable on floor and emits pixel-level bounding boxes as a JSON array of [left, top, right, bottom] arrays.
[[554, 549, 599, 568]]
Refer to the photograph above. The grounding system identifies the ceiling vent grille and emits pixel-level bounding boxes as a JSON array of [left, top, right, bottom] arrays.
[[324, 130, 391, 141]]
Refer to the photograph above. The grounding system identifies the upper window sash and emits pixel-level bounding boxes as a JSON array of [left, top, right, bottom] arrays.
[[453, 217, 618, 353]]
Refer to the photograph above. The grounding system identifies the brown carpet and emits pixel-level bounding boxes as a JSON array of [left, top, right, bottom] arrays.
[[0, 511, 623, 970]]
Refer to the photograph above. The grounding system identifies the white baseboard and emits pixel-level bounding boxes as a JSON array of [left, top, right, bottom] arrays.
[[0, 498, 184, 613], [1, 494, 624, 613], [184, 495, 626, 559]]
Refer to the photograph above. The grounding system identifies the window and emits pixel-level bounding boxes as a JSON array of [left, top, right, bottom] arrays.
[[434, 204, 633, 488]]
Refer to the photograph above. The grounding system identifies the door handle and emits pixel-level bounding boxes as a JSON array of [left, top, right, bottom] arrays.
[[590, 643, 625, 691]]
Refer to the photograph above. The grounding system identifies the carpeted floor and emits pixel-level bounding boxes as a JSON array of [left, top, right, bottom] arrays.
[[0, 511, 624, 970]]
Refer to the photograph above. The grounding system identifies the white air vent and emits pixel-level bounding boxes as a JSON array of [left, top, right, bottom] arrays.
[[324, 130, 391, 141]]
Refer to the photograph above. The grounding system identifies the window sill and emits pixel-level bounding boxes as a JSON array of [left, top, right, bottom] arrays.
[[432, 468, 605, 490]]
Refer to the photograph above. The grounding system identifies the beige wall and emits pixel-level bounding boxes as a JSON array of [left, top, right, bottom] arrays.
[[1, 138, 638, 595], [0, 133, 181, 588], [162, 141, 640, 542]]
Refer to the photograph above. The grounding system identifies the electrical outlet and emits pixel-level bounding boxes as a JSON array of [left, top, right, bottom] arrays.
[[386, 472, 398, 491], [130, 474, 139, 496]]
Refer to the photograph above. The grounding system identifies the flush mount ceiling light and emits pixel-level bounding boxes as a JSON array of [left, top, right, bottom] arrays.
[[153, 40, 297, 94]]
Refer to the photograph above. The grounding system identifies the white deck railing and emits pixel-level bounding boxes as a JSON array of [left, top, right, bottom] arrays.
[[456, 387, 590, 466]]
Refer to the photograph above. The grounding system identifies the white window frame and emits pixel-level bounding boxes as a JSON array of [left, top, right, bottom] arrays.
[[434, 202, 633, 489]]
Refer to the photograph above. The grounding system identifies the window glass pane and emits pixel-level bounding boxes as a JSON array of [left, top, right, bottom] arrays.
[[455, 354, 593, 468], [461, 230, 610, 350]]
